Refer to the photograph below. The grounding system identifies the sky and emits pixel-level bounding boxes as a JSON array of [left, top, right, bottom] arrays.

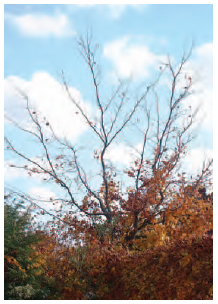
[[4, 3, 213, 215]]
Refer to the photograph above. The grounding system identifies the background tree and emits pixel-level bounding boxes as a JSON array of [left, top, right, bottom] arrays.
[[4, 195, 58, 300], [4, 34, 213, 249]]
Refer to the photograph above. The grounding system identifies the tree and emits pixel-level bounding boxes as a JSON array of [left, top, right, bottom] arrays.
[[4, 34, 213, 249], [4, 196, 38, 299], [4, 195, 60, 299]]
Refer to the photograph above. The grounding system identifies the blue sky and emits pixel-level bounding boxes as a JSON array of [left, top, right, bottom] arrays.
[[4, 4, 213, 212]]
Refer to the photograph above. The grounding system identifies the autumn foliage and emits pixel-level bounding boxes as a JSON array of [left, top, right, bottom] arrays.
[[5, 175, 213, 300], [23, 180, 212, 300], [5, 148, 213, 300], [32, 233, 212, 300]]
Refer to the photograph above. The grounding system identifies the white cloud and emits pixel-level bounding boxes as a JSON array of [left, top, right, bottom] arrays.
[[29, 186, 56, 200], [103, 36, 165, 80], [4, 158, 48, 182], [105, 143, 140, 166], [181, 147, 213, 176], [4, 76, 29, 123], [4, 161, 28, 181], [29, 186, 63, 211], [180, 43, 213, 132], [4, 72, 92, 141], [73, 4, 145, 19], [5, 13, 75, 37], [106, 4, 141, 19]]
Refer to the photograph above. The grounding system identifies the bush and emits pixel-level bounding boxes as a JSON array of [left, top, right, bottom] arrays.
[[37, 234, 212, 300]]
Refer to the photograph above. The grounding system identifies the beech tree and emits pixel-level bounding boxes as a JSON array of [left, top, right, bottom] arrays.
[[4, 35, 213, 248]]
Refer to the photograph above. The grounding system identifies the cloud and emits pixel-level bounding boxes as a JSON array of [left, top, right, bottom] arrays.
[[29, 186, 63, 211], [4, 72, 92, 141], [29, 186, 56, 200], [105, 143, 141, 166], [72, 4, 145, 19], [4, 76, 29, 123], [181, 147, 213, 176], [5, 13, 75, 37], [4, 161, 28, 181], [103, 36, 165, 80], [179, 43, 213, 132], [4, 158, 48, 182], [105, 4, 142, 19]]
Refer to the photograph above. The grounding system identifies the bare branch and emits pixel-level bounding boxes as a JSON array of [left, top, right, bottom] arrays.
[[62, 78, 104, 142], [135, 111, 150, 191], [106, 91, 126, 138], [104, 80, 123, 113], [4, 187, 73, 226], [194, 158, 213, 189], [5, 137, 106, 217], [152, 53, 193, 172], [108, 86, 149, 146], [78, 36, 108, 144], [4, 114, 41, 141], [62, 139, 110, 219]]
